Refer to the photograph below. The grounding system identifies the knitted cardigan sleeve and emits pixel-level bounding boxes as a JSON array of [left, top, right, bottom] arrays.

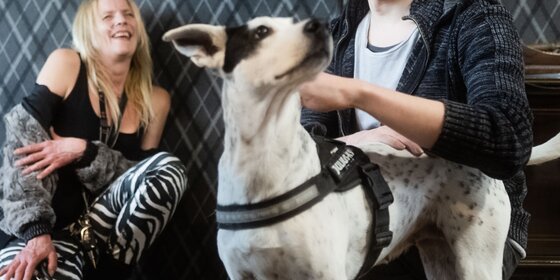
[[430, 3, 533, 180]]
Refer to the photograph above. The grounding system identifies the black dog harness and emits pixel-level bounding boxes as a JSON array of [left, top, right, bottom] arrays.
[[216, 136, 394, 277]]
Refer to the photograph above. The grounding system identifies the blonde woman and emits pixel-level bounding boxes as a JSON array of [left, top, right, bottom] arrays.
[[0, 0, 188, 279]]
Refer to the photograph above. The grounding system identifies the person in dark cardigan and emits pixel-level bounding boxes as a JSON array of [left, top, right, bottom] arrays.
[[300, 0, 532, 278]]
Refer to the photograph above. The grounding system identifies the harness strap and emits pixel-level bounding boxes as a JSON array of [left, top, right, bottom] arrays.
[[356, 162, 394, 278], [216, 169, 338, 230]]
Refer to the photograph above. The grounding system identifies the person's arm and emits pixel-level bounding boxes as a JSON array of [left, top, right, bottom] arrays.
[[0, 49, 79, 278], [0, 107, 58, 280], [14, 49, 87, 180], [428, 4, 532, 179], [0, 49, 81, 237], [0, 105, 57, 239], [301, 73, 444, 148], [0, 104, 58, 279], [15, 131, 87, 180], [16, 129, 137, 193], [72, 140, 136, 192]]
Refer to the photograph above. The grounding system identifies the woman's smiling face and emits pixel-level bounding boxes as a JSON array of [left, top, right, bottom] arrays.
[[95, 0, 138, 59]]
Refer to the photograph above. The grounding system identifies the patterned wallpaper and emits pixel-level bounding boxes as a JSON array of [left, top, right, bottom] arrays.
[[502, 0, 560, 45], [0, 0, 559, 279]]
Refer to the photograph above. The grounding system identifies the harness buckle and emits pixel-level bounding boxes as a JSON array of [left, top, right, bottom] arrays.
[[373, 229, 393, 249], [360, 162, 394, 210]]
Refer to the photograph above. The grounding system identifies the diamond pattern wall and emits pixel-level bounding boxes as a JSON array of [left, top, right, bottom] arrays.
[[502, 0, 560, 44], [0, 0, 559, 279]]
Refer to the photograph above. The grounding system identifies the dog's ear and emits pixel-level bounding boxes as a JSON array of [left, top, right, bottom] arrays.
[[163, 24, 226, 69]]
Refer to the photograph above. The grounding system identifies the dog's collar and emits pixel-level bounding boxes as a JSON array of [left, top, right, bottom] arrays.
[[215, 136, 393, 275]]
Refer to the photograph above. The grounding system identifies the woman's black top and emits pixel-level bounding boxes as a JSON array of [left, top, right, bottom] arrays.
[[24, 59, 144, 229]]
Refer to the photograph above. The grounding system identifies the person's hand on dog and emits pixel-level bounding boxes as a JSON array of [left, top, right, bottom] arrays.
[[0, 234, 57, 280], [299, 72, 358, 111], [339, 126, 424, 156], [300, 74, 423, 156], [300, 71, 444, 150], [14, 128, 87, 179]]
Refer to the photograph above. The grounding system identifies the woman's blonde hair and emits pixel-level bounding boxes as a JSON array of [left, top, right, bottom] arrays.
[[72, 0, 154, 130]]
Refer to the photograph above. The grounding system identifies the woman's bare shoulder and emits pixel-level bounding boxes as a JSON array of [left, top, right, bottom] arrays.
[[36, 48, 81, 98], [151, 85, 171, 112]]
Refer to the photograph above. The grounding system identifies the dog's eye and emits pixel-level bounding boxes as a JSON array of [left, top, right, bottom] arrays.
[[254, 25, 270, 40]]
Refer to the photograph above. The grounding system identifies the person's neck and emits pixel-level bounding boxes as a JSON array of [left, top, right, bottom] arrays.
[[367, 0, 415, 47], [368, 0, 413, 20], [100, 56, 131, 96]]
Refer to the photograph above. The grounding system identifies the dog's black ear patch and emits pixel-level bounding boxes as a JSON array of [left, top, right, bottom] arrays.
[[224, 25, 261, 73], [175, 29, 219, 56]]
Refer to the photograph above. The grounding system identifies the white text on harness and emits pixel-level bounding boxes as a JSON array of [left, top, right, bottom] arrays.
[[331, 149, 355, 177]]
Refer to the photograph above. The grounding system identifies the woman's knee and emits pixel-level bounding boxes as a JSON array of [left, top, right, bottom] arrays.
[[141, 152, 188, 201]]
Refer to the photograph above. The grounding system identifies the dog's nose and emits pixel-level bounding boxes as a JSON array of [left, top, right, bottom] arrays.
[[304, 18, 327, 36]]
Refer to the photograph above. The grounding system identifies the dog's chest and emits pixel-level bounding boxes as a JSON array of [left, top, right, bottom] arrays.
[[217, 131, 320, 204], [217, 189, 371, 279]]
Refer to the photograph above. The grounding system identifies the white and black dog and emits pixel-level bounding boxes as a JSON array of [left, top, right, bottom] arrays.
[[163, 17, 560, 280]]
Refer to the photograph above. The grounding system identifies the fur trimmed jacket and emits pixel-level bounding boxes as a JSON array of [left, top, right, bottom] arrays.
[[0, 104, 135, 244]]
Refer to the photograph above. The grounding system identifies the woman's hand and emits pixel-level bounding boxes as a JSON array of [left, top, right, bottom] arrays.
[[0, 234, 57, 280], [14, 129, 86, 179], [299, 72, 358, 112], [339, 126, 424, 156]]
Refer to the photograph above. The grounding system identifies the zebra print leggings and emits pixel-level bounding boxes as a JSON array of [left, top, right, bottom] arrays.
[[0, 152, 188, 279]]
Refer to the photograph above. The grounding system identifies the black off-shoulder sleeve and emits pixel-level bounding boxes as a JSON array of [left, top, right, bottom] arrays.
[[21, 83, 63, 131]]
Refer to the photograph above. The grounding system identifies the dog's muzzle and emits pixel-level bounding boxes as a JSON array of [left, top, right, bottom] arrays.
[[274, 18, 332, 80], [303, 18, 331, 59], [303, 18, 329, 41]]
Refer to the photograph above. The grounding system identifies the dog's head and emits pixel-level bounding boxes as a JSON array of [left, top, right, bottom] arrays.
[[163, 17, 332, 88]]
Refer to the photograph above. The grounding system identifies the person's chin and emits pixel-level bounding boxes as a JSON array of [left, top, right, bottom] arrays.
[[111, 47, 136, 58]]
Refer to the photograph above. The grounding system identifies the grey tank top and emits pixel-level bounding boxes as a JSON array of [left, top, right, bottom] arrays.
[[353, 12, 419, 130]]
